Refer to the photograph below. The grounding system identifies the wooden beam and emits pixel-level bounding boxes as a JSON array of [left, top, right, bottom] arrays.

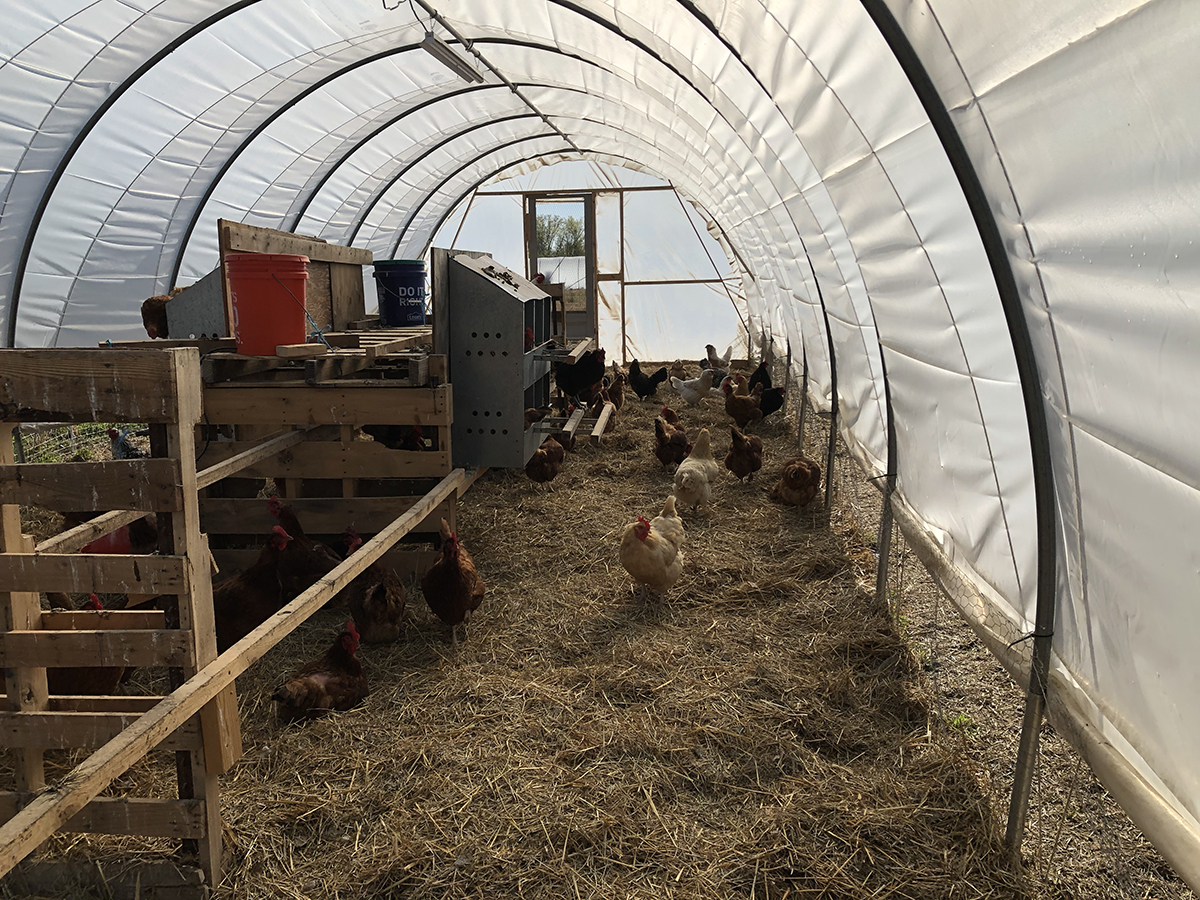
[[562, 406, 586, 440], [201, 383, 452, 426], [0, 712, 201, 752], [46, 697, 164, 713], [212, 546, 440, 580], [0, 630, 195, 669], [219, 219, 373, 265], [0, 460, 183, 512], [0, 469, 467, 881], [40, 610, 166, 631], [329, 263, 367, 331], [200, 496, 453, 536], [0, 554, 188, 595], [589, 402, 615, 446], [194, 428, 309, 490], [565, 338, 596, 363], [274, 343, 327, 359], [195, 440, 451, 481], [0, 349, 202, 425], [0, 795, 204, 840], [35, 511, 147, 556]]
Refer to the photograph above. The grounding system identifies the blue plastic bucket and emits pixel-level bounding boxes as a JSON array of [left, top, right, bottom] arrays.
[[373, 259, 427, 326]]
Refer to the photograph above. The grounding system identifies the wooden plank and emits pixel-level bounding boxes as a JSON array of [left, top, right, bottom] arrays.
[[7, 860, 206, 900], [0, 349, 201, 424], [306, 259, 333, 333], [40, 610, 166, 631], [200, 496, 454, 536], [0, 459, 183, 512], [428, 354, 448, 384], [35, 510, 147, 555], [317, 332, 360, 349], [0, 554, 188, 595], [0, 795, 204, 840], [195, 440, 451, 481], [0, 630, 195, 669], [275, 343, 327, 359], [99, 338, 235, 353], [0, 712, 201, 752], [562, 405, 586, 439], [564, 337, 596, 363], [47, 696, 164, 713], [350, 315, 380, 329], [0, 469, 467, 882], [220, 219, 373, 265], [212, 546, 439, 579], [194, 427, 309, 489], [1, 433, 47, 791], [201, 383, 453, 426], [589, 402, 615, 446], [201, 352, 283, 383], [330, 262, 367, 331]]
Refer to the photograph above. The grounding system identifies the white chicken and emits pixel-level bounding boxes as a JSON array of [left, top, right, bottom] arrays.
[[705, 343, 733, 370], [673, 427, 721, 512], [619, 494, 686, 601], [670, 368, 722, 406]]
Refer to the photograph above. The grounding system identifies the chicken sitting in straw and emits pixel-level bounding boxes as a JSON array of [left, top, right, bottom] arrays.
[[619, 495, 686, 602]]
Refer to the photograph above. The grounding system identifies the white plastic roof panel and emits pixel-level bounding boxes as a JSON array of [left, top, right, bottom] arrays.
[[1, 0, 1197, 887]]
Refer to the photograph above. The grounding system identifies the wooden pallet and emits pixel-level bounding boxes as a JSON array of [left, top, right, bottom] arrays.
[[0, 349, 238, 892]]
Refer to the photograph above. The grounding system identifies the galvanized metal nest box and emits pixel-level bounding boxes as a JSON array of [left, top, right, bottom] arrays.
[[448, 254, 552, 468]]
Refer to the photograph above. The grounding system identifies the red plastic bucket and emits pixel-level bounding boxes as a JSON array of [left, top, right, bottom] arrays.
[[226, 253, 310, 356]]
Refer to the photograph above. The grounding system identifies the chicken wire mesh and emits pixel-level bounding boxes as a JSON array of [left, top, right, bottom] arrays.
[[12, 423, 151, 464]]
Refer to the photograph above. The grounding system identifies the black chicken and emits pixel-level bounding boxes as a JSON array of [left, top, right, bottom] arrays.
[[759, 387, 786, 420], [554, 348, 606, 400], [748, 360, 772, 393], [628, 360, 669, 400]]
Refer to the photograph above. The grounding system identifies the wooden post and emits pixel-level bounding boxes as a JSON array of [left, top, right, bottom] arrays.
[[1, 425, 47, 792]]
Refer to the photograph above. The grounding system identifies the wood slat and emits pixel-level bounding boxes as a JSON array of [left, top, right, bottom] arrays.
[[195, 440, 451, 480], [0, 349, 201, 424], [194, 427, 310, 489], [200, 496, 453, 536], [0, 712, 201, 752], [590, 402, 615, 446], [0, 554, 188, 595], [0, 469, 467, 882], [330, 262, 367, 331], [0, 630, 195, 669], [202, 383, 452, 425], [275, 343, 328, 359], [0, 459, 182, 512], [0, 794, 204, 840], [34, 510, 147, 555], [40, 610, 166, 631], [47, 697, 164, 713], [220, 219, 373, 265], [212, 547, 440, 580]]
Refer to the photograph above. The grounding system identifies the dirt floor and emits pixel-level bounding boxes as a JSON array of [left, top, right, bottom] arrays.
[[3, 364, 1192, 899]]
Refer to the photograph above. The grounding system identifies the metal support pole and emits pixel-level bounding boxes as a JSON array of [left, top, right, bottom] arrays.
[[875, 371, 897, 612], [822, 317, 838, 515], [797, 349, 808, 450]]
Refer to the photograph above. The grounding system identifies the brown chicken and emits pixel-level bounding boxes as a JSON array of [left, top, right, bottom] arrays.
[[213, 525, 291, 653], [725, 426, 763, 482], [604, 370, 626, 412], [421, 518, 486, 646], [272, 620, 369, 723], [654, 407, 691, 467], [46, 594, 126, 696], [268, 496, 343, 601], [586, 396, 617, 433], [770, 456, 823, 507], [525, 435, 566, 490], [342, 528, 406, 644], [723, 376, 763, 429]]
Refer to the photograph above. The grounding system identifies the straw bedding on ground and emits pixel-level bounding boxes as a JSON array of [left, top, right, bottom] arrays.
[[5, 366, 1181, 899]]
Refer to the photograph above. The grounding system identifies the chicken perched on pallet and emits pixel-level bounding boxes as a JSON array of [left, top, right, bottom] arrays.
[[342, 528, 407, 644], [653, 406, 691, 468], [619, 495, 686, 602], [628, 360, 668, 400], [673, 427, 721, 512], [670, 368, 718, 407], [554, 347, 606, 402], [725, 426, 763, 482], [46, 594, 126, 696], [770, 456, 823, 508], [586, 395, 617, 434], [421, 518, 486, 646], [272, 620, 369, 723], [268, 496, 344, 601], [723, 375, 763, 430], [213, 526, 291, 653], [525, 435, 566, 490], [139, 286, 184, 340]]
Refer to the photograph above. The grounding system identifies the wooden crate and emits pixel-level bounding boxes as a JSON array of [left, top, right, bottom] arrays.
[[0, 348, 237, 893], [199, 363, 455, 579]]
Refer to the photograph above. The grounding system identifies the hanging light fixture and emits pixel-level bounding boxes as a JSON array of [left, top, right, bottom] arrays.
[[419, 29, 483, 83]]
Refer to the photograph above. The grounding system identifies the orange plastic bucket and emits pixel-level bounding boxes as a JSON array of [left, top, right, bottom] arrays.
[[226, 253, 310, 355]]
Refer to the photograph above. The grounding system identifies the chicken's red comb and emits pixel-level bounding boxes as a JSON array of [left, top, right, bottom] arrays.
[[637, 516, 651, 527], [267, 495, 283, 515], [272, 525, 292, 540], [87, 593, 103, 611], [345, 620, 359, 638]]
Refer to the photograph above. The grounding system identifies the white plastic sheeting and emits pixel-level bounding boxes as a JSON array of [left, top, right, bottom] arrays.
[[0, 0, 1196, 885]]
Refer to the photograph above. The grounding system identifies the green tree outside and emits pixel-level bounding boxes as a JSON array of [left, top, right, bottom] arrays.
[[536, 214, 585, 257]]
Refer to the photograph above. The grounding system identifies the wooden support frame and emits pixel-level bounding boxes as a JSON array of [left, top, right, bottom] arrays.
[[0, 469, 466, 882]]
